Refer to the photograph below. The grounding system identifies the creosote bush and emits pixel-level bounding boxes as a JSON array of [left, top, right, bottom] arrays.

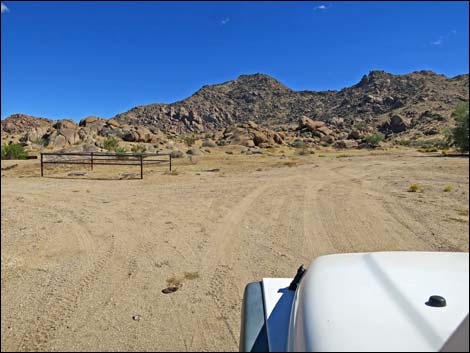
[[1, 144, 28, 160], [449, 103, 469, 153], [364, 133, 384, 146], [131, 144, 147, 154], [103, 137, 120, 152]]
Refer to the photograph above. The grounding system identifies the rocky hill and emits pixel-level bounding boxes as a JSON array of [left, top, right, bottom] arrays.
[[1, 70, 468, 151], [113, 70, 468, 134]]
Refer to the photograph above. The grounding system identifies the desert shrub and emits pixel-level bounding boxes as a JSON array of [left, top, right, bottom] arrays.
[[354, 122, 367, 131], [449, 103, 469, 152], [364, 133, 384, 146], [170, 150, 184, 158], [103, 137, 120, 152], [291, 140, 305, 149], [184, 134, 197, 147], [131, 144, 147, 154], [1, 144, 28, 160], [395, 138, 449, 149], [297, 146, 314, 155], [336, 154, 351, 158], [443, 185, 454, 192], [425, 139, 450, 149], [408, 184, 421, 192], [32, 137, 48, 147], [394, 138, 412, 146], [115, 146, 129, 159]]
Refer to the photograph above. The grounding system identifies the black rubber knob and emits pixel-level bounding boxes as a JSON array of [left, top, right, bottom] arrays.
[[426, 295, 446, 307]]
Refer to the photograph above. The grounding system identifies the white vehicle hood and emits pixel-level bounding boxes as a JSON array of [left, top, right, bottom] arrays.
[[262, 252, 469, 352]]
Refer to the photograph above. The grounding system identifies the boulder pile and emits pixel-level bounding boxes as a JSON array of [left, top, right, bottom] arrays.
[[216, 121, 285, 148]]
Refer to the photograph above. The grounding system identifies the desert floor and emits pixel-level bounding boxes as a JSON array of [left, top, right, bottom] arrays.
[[1, 148, 469, 351]]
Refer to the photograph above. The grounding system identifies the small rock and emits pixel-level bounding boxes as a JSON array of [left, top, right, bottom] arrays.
[[202, 139, 217, 148], [186, 149, 202, 156], [162, 287, 179, 294], [67, 171, 88, 177], [132, 314, 141, 321], [120, 172, 139, 179]]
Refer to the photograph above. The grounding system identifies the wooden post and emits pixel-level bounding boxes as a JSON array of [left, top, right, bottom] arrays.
[[40, 153, 43, 177], [140, 154, 143, 179], [90, 152, 94, 171], [169, 154, 172, 171]]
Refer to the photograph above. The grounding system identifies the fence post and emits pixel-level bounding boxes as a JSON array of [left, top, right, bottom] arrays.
[[40, 153, 43, 177], [140, 154, 143, 179], [169, 154, 172, 171], [90, 152, 94, 171]]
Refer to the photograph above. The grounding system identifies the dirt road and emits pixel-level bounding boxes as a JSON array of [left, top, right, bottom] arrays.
[[1, 151, 468, 351]]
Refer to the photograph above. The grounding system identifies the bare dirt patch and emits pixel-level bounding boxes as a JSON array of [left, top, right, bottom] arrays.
[[1, 149, 468, 351]]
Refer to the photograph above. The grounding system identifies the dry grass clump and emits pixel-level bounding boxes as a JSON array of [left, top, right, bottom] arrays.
[[166, 276, 182, 288], [443, 185, 454, 192], [166, 271, 200, 288], [183, 272, 200, 280], [164, 169, 179, 176], [457, 208, 469, 217], [297, 147, 315, 156], [417, 147, 438, 153], [408, 184, 421, 192], [283, 161, 298, 168]]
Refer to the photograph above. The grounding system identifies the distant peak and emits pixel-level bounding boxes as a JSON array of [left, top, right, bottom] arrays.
[[236, 73, 276, 80], [231, 73, 292, 91], [414, 70, 438, 75], [366, 70, 392, 79], [356, 70, 392, 87]]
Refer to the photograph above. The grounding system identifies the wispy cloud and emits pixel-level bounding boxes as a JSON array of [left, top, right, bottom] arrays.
[[430, 37, 443, 46], [1, 2, 9, 14], [220, 17, 230, 25], [314, 3, 331, 11], [430, 30, 457, 46]]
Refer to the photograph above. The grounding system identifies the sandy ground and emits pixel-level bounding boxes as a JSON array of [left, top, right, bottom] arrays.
[[1, 148, 469, 352]]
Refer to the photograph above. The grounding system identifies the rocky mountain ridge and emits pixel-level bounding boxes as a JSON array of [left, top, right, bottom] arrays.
[[2, 70, 468, 151]]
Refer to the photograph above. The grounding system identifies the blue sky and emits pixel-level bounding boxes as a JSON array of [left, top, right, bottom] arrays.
[[1, 1, 469, 121]]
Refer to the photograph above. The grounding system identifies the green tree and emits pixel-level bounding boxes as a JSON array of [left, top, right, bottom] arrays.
[[450, 103, 469, 153]]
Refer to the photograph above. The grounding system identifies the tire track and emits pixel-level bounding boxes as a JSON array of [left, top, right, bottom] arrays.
[[19, 237, 115, 351]]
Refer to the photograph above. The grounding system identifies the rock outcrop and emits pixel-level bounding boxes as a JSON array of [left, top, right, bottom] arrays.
[[2, 70, 468, 150]]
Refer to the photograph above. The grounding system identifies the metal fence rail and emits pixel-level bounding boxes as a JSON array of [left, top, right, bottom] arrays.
[[40, 152, 172, 179]]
